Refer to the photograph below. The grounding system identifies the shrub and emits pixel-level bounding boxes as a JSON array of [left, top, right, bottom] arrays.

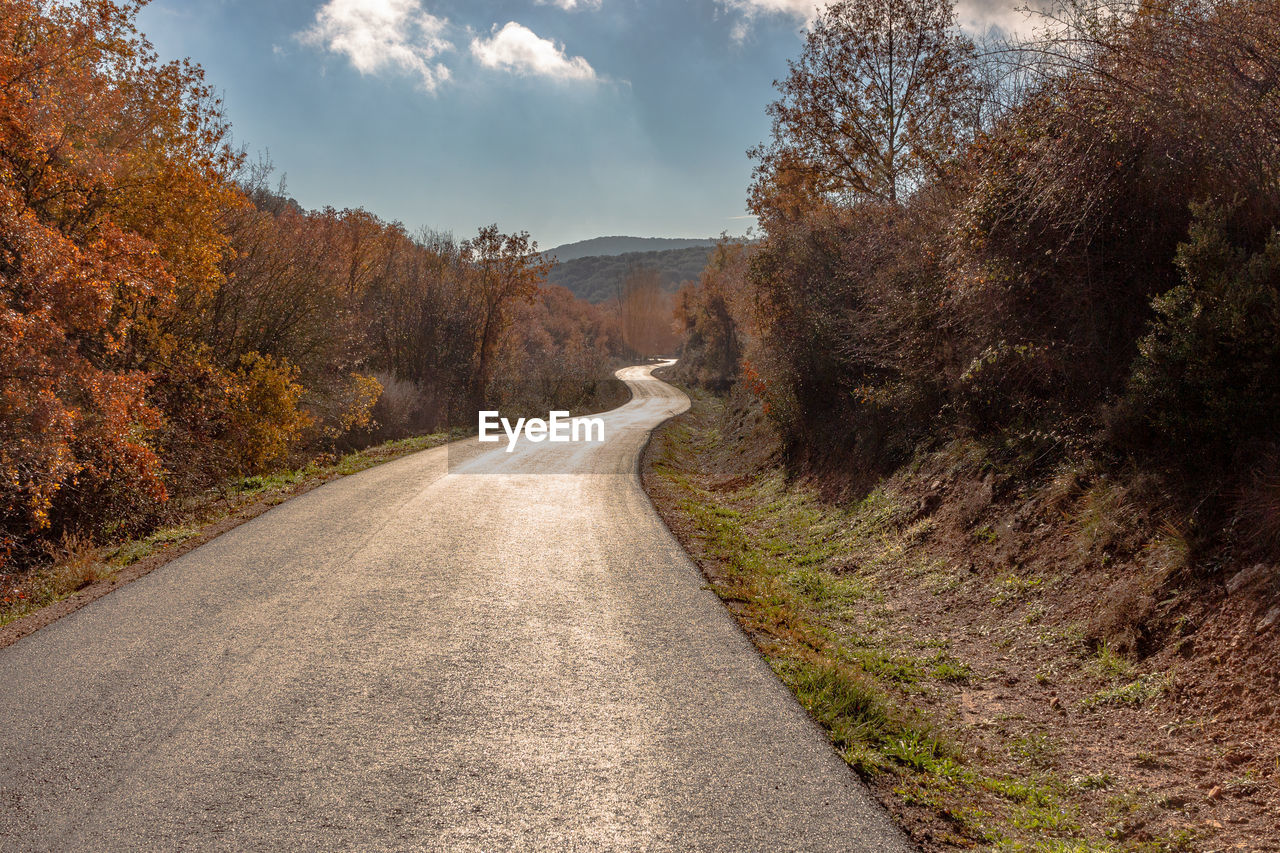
[[673, 242, 746, 392], [308, 372, 384, 450], [148, 347, 242, 501], [48, 374, 169, 543], [1121, 205, 1280, 469], [745, 203, 950, 482], [227, 354, 313, 474]]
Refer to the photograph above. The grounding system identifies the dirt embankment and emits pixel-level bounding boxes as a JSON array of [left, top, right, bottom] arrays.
[[643, 388, 1279, 852]]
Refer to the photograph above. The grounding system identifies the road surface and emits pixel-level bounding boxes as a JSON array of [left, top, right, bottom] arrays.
[[0, 363, 912, 852]]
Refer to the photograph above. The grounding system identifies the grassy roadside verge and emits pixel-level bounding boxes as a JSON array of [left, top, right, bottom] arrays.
[[642, 389, 1216, 853], [0, 430, 468, 641]]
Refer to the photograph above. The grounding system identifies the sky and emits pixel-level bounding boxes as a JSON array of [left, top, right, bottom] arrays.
[[137, 0, 1036, 250]]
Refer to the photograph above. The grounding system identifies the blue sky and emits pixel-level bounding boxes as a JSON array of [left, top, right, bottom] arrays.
[[138, 0, 1031, 249]]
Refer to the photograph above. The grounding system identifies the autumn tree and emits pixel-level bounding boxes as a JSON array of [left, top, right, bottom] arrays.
[[0, 0, 241, 561], [461, 225, 552, 408], [749, 0, 976, 215], [673, 243, 746, 391], [618, 267, 677, 357], [490, 284, 625, 416]]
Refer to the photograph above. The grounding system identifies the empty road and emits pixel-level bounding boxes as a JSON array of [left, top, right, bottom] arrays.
[[0, 363, 912, 851]]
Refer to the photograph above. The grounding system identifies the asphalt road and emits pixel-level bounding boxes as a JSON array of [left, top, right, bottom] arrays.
[[0, 363, 913, 852]]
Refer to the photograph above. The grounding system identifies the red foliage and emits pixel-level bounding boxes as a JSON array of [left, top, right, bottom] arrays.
[[0, 1, 237, 561]]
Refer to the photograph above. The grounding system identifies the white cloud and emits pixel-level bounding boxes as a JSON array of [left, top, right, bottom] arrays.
[[724, 0, 819, 19], [537, 0, 603, 9], [470, 22, 597, 82], [300, 0, 453, 92], [717, 0, 817, 41], [720, 0, 819, 32], [722, 0, 1044, 39], [954, 0, 1046, 38]]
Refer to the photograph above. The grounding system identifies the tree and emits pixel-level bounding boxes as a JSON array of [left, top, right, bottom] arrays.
[[0, 0, 239, 560], [673, 242, 745, 391], [749, 0, 976, 215], [618, 267, 677, 357], [460, 225, 552, 408]]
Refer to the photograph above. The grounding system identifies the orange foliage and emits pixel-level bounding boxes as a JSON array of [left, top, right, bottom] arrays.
[[227, 354, 313, 474], [618, 267, 678, 357], [461, 225, 553, 408], [0, 3, 625, 573], [0, 0, 239, 561]]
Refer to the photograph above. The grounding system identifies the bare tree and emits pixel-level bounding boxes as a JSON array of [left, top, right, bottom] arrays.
[[461, 225, 552, 408], [619, 267, 677, 357], [750, 0, 977, 213]]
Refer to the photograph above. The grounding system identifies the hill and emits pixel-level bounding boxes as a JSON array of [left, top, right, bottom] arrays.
[[544, 236, 717, 263], [544, 245, 714, 304]]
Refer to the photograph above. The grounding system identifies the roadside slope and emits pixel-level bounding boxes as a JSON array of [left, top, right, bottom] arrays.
[[642, 388, 1280, 852]]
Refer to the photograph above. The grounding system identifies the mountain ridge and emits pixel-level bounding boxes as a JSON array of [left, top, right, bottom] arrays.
[[543, 236, 718, 263], [544, 245, 714, 304]]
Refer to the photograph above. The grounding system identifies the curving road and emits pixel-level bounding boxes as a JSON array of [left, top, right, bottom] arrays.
[[0, 363, 912, 852]]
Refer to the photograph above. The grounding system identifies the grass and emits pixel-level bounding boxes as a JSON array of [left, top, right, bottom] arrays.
[[1081, 677, 1166, 710], [0, 430, 464, 630], [1010, 733, 1057, 769], [929, 652, 973, 683], [1086, 642, 1136, 679], [776, 658, 942, 775], [105, 524, 202, 569], [1, 534, 104, 623], [645, 392, 1198, 853]]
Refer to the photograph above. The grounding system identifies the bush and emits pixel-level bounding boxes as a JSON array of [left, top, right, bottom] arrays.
[[745, 203, 949, 482], [47, 374, 168, 544], [361, 372, 445, 441], [227, 354, 313, 474], [673, 242, 746, 392], [149, 347, 242, 501], [308, 372, 384, 450], [1120, 206, 1280, 469]]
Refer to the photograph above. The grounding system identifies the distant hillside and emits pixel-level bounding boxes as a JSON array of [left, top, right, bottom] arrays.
[[545, 245, 714, 304], [544, 236, 717, 263]]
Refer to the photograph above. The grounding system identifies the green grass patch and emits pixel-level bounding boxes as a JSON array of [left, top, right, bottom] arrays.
[[929, 652, 973, 683], [1086, 642, 1136, 679], [1081, 676, 1166, 709], [774, 659, 942, 775]]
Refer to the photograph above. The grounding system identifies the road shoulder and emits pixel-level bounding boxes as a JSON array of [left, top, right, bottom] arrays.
[[0, 433, 462, 650]]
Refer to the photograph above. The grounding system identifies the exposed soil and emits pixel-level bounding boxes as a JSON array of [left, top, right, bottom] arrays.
[[642, 387, 1280, 852]]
